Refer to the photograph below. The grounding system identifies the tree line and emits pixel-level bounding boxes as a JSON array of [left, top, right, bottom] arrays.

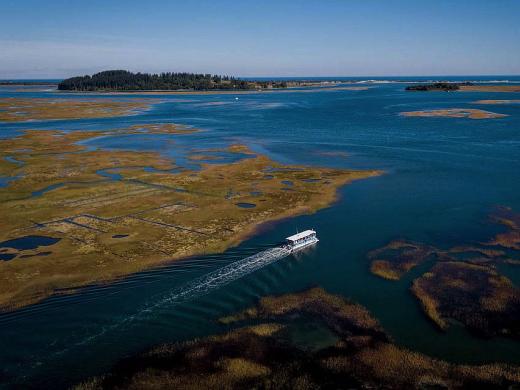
[[405, 82, 472, 91], [58, 70, 287, 91]]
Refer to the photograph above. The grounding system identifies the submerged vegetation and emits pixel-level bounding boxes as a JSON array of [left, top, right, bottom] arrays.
[[368, 207, 520, 339], [74, 288, 520, 389], [367, 239, 435, 280], [58, 70, 288, 91]]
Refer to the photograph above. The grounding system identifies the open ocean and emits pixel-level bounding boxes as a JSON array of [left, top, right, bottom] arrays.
[[1, 77, 519, 388]]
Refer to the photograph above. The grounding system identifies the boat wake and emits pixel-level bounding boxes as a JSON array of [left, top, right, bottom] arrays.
[[49, 245, 292, 356], [150, 246, 291, 308]]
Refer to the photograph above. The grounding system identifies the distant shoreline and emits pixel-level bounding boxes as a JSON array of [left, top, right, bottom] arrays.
[[56, 85, 370, 95], [405, 82, 520, 93], [0, 81, 58, 86]]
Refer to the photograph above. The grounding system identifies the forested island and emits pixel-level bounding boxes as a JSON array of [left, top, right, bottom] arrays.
[[405, 82, 472, 91], [58, 70, 288, 91]]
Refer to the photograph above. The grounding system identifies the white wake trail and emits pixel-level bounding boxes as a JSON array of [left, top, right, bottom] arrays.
[[50, 245, 292, 356], [147, 246, 291, 309]]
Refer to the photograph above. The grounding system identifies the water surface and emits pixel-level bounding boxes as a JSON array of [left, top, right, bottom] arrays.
[[0, 78, 519, 388]]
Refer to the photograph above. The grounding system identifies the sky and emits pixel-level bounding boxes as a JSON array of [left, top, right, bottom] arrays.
[[1, 0, 520, 78]]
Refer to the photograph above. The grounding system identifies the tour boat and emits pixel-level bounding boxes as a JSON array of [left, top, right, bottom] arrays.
[[285, 230, 318, 252]]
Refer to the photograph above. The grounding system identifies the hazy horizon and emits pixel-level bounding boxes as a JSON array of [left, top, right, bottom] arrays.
[[1, 0, 520, 78]]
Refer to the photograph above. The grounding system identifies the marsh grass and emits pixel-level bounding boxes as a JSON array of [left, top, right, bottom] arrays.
[[0, 98, 152, 122], [0, 128, 380, 311], [369, 207, 520, 338], [74, 288, 520, 389], [411, 262, 520, 337], [400, 108, 507, 119], [368, 239, 435, 280]]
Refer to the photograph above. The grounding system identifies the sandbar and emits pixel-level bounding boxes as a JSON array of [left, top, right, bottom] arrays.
[[474, 99, 520, 105], [459, 85, 520, 93], [400, 108, 507, 119]]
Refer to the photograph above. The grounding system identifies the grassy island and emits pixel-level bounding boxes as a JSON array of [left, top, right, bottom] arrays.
[[368, 240, 435, 280], [0, 123, 380, 311], [412, 262, 520, 337], [460, 85, 520, 93], [400, 108, 507, 119], [73, 288, 520, 389]]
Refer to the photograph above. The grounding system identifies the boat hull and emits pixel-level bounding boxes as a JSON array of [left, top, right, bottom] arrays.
[[289, 237, 319, 253]]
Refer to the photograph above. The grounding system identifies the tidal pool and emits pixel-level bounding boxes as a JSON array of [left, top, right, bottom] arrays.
[[235, 202, 256, 208], [0, 235, 60, 251]]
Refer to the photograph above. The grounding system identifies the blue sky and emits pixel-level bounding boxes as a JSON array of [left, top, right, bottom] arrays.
[[1, 0, 519, 78]]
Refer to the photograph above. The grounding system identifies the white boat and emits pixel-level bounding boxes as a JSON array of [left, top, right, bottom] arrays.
[[285, 230, 318, 252]]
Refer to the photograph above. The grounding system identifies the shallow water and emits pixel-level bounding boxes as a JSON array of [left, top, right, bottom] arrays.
[[0, 78, 520, 388]]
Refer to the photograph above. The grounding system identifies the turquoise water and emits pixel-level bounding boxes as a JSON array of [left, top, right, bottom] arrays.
[[0, 79, 519, 388]]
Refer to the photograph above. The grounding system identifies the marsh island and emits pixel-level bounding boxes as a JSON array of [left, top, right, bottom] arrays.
[[400, 108, 507, 119], [0, 101, 380, 310], [368, 207, 520, 339]]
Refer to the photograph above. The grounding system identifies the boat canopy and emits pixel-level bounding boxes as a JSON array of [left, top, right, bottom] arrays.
[[286, 230, 316, 243]]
